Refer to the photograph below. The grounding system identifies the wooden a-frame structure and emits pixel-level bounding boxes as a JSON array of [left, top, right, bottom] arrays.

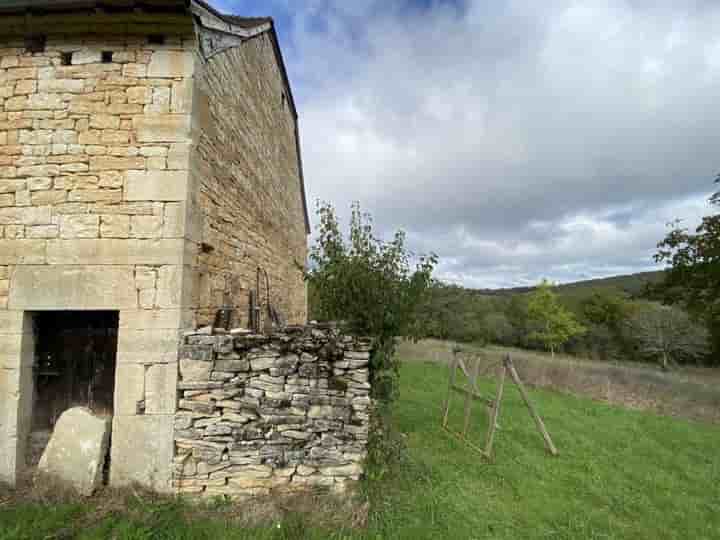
[[441, 349, 559, 459]]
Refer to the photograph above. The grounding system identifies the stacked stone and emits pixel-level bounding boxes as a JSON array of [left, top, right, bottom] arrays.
[[173, 324, 372, 498]]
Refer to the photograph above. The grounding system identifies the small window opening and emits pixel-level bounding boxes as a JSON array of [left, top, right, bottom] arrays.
[[148, 34, 166, 45], [25, 35, 46, 54], [61, 52, 73, 66], [102, 51, 114, 63], [28, 311, 119, 471]]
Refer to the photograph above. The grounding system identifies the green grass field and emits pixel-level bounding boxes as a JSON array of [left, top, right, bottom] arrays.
[[2, 360, 719, 539]]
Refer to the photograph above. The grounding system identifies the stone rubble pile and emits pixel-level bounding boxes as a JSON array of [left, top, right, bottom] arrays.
[[173, 324, 373, 498]]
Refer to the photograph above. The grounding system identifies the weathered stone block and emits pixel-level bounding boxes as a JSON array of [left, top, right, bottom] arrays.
[[117, 328, 181, 359], [167, 143, 190, 170], [38, 78, 84, 93], [171, 79, 193, 113], [8, 265, 137, 309], [60, 215, 99, 238], [90, 114, 120, 130], [124, 170, 188, 202], [25, 224, 58, 239], [37, 408, 110, 496], [14, 80, 36, 95], [72, 50, 103, 65], [127, 86, 153, 104], [119, 309, 192, 331], [308, 405, 349, 420], [89, 156, 145, 171], [318, 464, 363, 477], [180, 358, 213, 382], [147, 51, 194, 78], [0, 239, 46, 264], [27, 94, 64, 110], [16, 164, 59, 177], [110, 415, 175, 492], [130, 215, 162, 238], [46, 238, 191, 265], [133, 115, 191, 143], [249, 354, 280, 372], [179, 400, 215, 415], [145, 364, 178, 415], [100, 214, 130, 238], [0, 180, 26, 193], [114, 364, 147, 416], [214, 359, 250, 372], [162, 202, 185, 238]]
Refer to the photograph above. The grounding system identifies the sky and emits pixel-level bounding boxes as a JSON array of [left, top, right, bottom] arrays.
[[211, 0, 720, 289]]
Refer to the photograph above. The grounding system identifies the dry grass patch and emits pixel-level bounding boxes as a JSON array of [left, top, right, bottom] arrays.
[[397, 339, 720, 423]]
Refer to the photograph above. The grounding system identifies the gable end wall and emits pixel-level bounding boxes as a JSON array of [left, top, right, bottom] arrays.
[[190, 32, 308, 329]]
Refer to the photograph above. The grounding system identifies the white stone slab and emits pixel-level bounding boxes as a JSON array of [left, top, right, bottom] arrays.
[[37, 407, 110, 496]]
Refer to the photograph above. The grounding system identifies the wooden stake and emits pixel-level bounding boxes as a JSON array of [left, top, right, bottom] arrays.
[[442, 353, 459, 428], [504, 355, 559, 456], [462, 356, 480, 436], [484, 362, 506, 458]]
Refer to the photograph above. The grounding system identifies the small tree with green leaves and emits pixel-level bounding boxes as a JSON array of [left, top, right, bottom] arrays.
[[527, 280, 586, 357], [306, 201, 437, 404]]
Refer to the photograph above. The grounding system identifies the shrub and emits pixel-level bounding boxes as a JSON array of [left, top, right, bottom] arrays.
[[306, 201, 436, 404]]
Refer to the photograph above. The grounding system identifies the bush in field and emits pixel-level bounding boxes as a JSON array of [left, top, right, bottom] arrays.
[[527, 280, 586, 357], [572, 291, 636, 360], [306, 201, 436, 404], [418, 282, 491, 344], [624, 302, 710, 370], [481, 312, 515, 345]]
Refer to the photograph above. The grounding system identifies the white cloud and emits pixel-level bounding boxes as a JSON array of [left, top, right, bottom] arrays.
[[217, 0, 720, 287]]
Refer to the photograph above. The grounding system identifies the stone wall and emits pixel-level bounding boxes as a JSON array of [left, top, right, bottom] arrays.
[[0, 10, 311, 490], [0, 21, 197, 489], [191, 32, 308, 329], [173, 325, 371, 498]]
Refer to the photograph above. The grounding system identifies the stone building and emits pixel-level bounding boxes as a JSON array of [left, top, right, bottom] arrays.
[[0, 0, 332, 493]]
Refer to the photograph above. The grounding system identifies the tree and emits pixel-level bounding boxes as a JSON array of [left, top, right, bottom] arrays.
[[655, 177, 720, 362], [527, 280, 586, 357], [577, 290, 634, 360], [306, 201, 437, 404], [482, 312, 515, 345], [581, 290, 630, 328], [625, 303, 710, 369]]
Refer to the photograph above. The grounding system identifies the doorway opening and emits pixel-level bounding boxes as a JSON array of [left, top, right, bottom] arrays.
[[28, 311, 119, 467]]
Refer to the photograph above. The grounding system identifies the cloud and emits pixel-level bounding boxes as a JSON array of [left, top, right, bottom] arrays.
[[214, 0, 720, 287]]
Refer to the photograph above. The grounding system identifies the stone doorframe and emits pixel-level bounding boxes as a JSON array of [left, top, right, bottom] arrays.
[[0, 267, 191, 492]]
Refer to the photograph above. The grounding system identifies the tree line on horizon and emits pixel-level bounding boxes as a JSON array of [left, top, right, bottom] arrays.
[[416, 277, 712, 369], [416, 177, 720, 369], [307, 176, 720, 370]]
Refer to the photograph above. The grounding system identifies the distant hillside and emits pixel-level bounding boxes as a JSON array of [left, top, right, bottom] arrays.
[[477, 270, 665, 299]]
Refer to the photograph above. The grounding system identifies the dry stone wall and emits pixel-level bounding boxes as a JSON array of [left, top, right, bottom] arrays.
[[174, 325, 372, 498]]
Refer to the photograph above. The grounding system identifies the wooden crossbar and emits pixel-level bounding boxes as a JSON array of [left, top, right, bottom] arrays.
[[451, 384, 495, 406]]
